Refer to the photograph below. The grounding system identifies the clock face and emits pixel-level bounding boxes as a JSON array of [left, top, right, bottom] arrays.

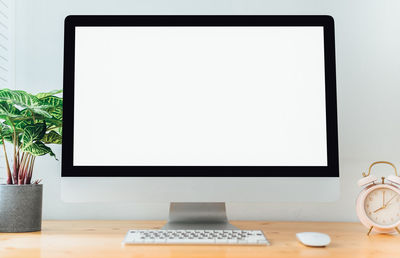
[[364, 188, 400, 226]]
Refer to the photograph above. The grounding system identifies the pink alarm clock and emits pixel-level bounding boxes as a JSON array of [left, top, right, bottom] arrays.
[[356, 161, 400, 235]]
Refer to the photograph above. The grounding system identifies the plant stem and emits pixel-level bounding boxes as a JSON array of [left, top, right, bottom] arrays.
[[16, 144, 20, 173], [17, 152, 28, 185], [12, 126, 17, 180], [8, 119, 19, 184], [24, 154, 32, 184], [30, 110, 36, 123], [26, 156, 35, 184], [14, 150, 24, 184], [22, 154, 31, 185], [1, 136, 12, 184]]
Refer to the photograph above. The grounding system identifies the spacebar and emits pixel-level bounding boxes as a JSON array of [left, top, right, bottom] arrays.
[[166, 239, 215, 244]]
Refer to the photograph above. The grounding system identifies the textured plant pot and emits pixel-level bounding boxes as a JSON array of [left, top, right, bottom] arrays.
[[0, 184, 42, 232]]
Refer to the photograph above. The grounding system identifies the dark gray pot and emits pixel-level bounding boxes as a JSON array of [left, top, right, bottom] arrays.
[[0, 184, 42, 232]]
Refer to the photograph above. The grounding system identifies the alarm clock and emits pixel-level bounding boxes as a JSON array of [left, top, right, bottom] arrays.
[[357, 161, 400, 235]]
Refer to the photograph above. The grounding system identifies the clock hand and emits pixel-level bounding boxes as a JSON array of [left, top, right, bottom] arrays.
[[383, 191, 385, 207], [373, 206, 385, 213], [374, 194, 400, 213], [374, 192, 398, 213], [384, 194, 398, 207]]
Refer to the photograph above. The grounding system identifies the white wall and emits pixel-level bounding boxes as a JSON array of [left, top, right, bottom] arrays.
[[13, 0, 400, 221], [0, 0, 15, 91]]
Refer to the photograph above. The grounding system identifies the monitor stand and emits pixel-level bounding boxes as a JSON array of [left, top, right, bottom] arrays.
[[162, 202, 238, 230]]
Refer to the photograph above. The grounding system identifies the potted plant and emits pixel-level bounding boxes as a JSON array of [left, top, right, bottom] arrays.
[[0, 88, 62, 232]]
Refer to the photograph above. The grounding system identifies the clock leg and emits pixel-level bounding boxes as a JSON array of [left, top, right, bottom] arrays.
[[367, 226, 373, 236], [395, 227, 400, 234]]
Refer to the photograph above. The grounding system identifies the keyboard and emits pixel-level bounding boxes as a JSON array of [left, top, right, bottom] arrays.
[[123, 229, 269, 245]]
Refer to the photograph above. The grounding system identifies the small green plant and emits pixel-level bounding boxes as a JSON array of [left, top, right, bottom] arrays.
[[0, 89, 62, 184]]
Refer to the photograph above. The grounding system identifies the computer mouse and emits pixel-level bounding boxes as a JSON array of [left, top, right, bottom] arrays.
[[296, 232, 331, 247]]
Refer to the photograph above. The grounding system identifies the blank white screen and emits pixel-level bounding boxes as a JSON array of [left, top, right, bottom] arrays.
[[73, 26, 327, 166]]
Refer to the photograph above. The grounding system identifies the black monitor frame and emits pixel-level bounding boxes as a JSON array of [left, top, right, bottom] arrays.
[[62, 15, 338, 177]]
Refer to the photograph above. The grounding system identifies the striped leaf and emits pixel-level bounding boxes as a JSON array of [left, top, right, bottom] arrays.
[[15, 120, 33, 130], [36, 89, 63, 99], [48, 107, 63, 120], [45, 117, 63, 127], [40, 96, 63, 120], [0, 124, 13, 144], [0, 101, 22, 119], [22, 123, 46, 149], [40, 96, 63, 107], [0, 89, 52, 118], [42, 131, 62, 144], [23, 141, 56, 158], [18, 109, 62, 127]]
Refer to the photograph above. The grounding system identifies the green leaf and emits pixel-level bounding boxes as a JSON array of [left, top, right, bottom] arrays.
[[0, 89, 38, 107], [0, 89, 62, 160], [0, 124, 13, 144], [55, 126, 62, 135], [36, 89, 63, 99], [17, 110, 60, 126], [0, 89, 52, 118], [40, 96, 63, 107], [42, 131, 62, 144], [0, 101, 22, 118], [28, 106, 52, 119], [48, 107, 63, 120], [11, 121, 29, 146], [43, 117, 63, 128], [23, 141, 56, 158], [40, 96, 63, 120], [22, 123, 46, 149], [15, 120, 33, 130]]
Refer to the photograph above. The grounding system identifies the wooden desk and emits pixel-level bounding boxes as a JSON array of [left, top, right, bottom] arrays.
[[0, 221, 398, 258]]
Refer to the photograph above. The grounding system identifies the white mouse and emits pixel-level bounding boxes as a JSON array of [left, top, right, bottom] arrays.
[[296, 232, 331, 247]]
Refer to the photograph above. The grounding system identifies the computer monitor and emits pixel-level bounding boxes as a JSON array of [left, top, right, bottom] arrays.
[[62, 15, 339, 229]]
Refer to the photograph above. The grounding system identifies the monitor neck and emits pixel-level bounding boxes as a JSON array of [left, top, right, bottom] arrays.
[[162, 202, 238, 230]]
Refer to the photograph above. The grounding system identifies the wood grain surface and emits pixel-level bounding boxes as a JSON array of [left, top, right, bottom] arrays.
[[0, 220, 399, 258]]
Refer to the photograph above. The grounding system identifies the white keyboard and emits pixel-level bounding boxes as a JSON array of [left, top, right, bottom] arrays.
[[123, 229, 269, 245]]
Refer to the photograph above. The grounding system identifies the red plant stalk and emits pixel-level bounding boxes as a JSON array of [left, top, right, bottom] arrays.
[[22, 154, 32, 184], [12, 164, 18, 184], [13, 148, 23, 184], [25, 156, 35, 184], [12, 124, 17, 183], [13, 143, 21, 183], [1, 136, 13, 184], [13, 159, 17, 183], [17, 153, 29, 185], [21, 154, 29, 184], [16, 152, 25, 182]]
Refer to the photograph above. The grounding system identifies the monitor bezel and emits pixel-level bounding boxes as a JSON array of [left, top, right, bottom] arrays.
[[62, 15, 339, 177]]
